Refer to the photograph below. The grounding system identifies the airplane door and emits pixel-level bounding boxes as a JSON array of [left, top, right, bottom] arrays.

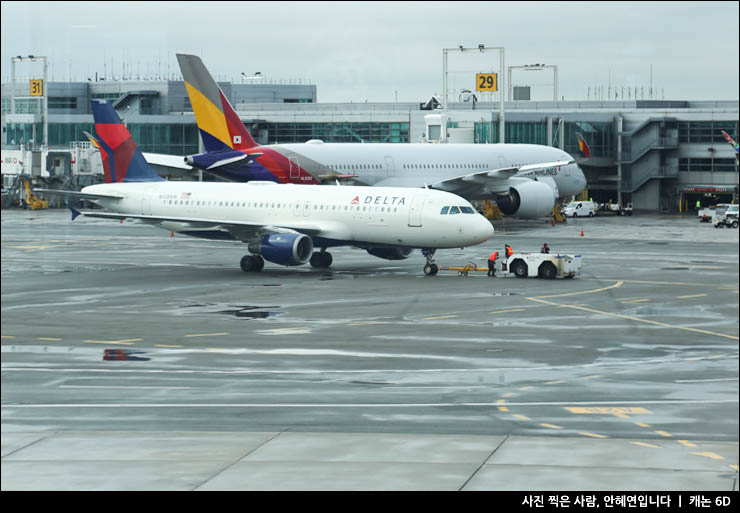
[[293, 199, 302, 217], [408, 196, 423, 227], [289, 157, 300, 179], [140, 192, 153, 215], [497, 155, 507, 169], [384, 155, 395, 177], [302, 200, 311, 217]]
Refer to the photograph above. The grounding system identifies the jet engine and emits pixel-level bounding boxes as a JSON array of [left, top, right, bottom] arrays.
[[366, 247, 413, 260], [495, 179, 557, 218], [248, 233, 313, 266]]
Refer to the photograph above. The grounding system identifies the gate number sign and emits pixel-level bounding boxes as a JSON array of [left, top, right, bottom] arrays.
[[476, 73, 497, 92], [30, 80, 43, 97]]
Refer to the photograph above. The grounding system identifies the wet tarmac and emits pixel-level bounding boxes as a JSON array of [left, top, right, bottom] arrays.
[[2, 208, 738, 490]]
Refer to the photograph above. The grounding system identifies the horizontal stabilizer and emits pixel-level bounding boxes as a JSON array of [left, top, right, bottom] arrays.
[[34, 188, 124, 201]]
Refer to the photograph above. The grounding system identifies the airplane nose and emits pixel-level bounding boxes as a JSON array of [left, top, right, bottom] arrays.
[[474, 216, 495, 243]]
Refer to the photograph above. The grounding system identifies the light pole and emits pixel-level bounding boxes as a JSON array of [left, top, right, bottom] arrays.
[[443, 45, 505, 143]]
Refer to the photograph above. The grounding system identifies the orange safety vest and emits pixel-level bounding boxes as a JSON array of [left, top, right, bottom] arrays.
[[489, 251, 499, 261], [505, 246, 514, 257]]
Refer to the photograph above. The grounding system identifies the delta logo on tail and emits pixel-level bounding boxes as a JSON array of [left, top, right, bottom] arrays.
[[90, 100, 164, 183], [575, 132, 591, 159]]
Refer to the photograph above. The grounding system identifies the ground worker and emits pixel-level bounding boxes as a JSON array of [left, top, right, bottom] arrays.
[[541, 242, 550, 254], [488, 251, 499, 277], [505, 244, 514, 258], [696, 199, 701, 211]]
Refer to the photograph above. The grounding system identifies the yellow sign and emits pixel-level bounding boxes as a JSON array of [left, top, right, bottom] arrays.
[[30, 79, 43, 97], [476, 73, 497, 92]]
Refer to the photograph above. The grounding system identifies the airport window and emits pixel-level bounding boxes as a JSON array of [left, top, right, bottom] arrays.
[[440, 206, 449, 215]]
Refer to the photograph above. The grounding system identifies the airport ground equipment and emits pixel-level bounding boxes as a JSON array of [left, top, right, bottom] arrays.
[[500, 252, 582, 279], [597, 202, 633, 216], [713, 204, 739, 228], [700, 204, 731, 223], [438, 261, 489, 276]]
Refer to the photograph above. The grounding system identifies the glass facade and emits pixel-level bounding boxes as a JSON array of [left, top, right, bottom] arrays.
[[262, 121, 409, 144], [679, 121, 738, 143], [126, 123, 199, 155], [480, 120, 615, 158], [679, 157, 737, 173], [48, 122, 93, 146], [2, 97, 41, 114], [5, 122, 42, 145]]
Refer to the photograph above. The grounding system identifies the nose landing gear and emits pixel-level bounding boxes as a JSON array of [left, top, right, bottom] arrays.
[[422, 248, 439, 276]]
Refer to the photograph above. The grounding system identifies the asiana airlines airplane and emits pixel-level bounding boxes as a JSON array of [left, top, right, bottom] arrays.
[[145, 54, 587, 220], [38, 100, 494, 275]]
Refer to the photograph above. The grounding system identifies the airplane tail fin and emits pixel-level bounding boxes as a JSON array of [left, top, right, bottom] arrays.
[[575, 132, 591, 159], [91, 100, 164, 183], [176, 53, 258, 152], [721, 130, 739, 162]]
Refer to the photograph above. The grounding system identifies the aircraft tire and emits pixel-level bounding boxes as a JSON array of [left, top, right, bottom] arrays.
[[424, 263, 435, 276], [240, 255, 255, 272], [253, 255, 265, 272]]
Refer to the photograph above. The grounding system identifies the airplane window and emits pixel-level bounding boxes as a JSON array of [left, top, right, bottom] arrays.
[[440, 206, 449, 215], [448, 206, 461, 215], [460, 206, 474, 214]]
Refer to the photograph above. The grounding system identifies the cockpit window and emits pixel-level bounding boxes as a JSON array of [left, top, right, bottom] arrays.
[[448, 206, 461, 215], [440, 206, 449, 215], [460, 206, 474, 214]]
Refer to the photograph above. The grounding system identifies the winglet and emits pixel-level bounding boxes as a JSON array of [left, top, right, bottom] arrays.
[[70, 206, 81, 221]]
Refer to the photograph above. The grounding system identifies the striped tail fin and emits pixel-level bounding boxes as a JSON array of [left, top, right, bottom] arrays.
[[90, 100, 164, 183], [575, 132, 591, 159], [177, 53, 258, 152]]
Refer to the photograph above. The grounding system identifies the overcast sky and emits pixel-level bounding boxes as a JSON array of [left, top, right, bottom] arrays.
[[2, 1, 738, 103]]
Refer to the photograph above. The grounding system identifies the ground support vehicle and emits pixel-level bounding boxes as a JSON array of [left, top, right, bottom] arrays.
[[599, 203, 633, 216], [713, 204, 739, 228], [500, 252, 582, 279]]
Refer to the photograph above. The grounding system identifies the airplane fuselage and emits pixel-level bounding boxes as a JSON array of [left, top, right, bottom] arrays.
[[82, 181, 495, 250], [237, 142, 586, 199]]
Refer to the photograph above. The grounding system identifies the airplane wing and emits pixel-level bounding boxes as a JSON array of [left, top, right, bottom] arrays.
[[429, 160, 574, 195], [72, 210, 324, 242], [143, 152, 193, 171], [721, 130, 739, 161]]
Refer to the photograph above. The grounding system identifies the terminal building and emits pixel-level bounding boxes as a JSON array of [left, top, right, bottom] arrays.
[[2, 77, 737, 212]]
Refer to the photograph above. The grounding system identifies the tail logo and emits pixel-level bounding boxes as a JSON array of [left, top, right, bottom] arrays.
[[576, 132, 591, 159], [233, 136, 242, 145]]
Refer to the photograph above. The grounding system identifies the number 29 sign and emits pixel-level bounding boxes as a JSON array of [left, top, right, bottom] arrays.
[[475, 73, 497, 92]]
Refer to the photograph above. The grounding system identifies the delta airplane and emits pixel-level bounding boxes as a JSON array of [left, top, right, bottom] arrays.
[[39, 100, 494, 275], [145, 53, 587, 220]]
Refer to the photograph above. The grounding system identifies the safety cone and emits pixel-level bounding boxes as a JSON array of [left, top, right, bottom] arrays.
[[580, 228, 584, 237]]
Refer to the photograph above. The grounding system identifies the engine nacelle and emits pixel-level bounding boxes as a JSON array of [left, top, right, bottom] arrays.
[[366, 247, 413, 260], [496, 179, 557, 218], [248, 233, 313, 266]]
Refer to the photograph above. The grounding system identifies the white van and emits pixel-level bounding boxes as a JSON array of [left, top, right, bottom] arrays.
[[563, 200, 595, 218]]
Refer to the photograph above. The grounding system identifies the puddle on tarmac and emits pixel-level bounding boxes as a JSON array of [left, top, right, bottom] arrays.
[[181, 303, 282, 319]]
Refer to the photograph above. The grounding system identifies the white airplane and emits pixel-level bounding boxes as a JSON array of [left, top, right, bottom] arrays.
[[144, 54, 588, 219], [39, 100, 494, 275]]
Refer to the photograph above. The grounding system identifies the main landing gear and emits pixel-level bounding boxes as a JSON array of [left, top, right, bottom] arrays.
[[422, 248, 439, 276], [309, 250, 333, 269], [240, 254, 264, 272]]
